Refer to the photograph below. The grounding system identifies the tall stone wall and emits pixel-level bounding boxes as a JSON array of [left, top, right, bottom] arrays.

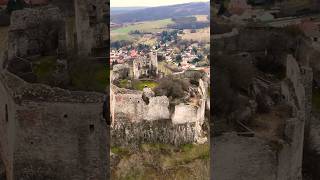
[[0, 74, 15, 180], [277, 54, 312, 180], [74, 0, 108, 56], [0, 71, 108, 180], [13, 102, 106, 179]]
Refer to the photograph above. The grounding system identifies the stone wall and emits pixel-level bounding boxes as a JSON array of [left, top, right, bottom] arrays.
[[212, 25, 312, 179], [133, 52, 158, 79], [110, 75, 208, 146], [74, 0, 108, 56], [275, 54, 311, 179], [0, 74, 15, 180], [8, 6, 66, 60], [13, 102, 107, 179], [0, 71, 108, 180], [110, 85, 170, 123], [111, 64, 129, 82]]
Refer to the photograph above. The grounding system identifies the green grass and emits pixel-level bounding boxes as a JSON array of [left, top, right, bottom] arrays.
[[70, 61, 108, 93], [132, 80, 158, 91], [111, 18, 174, 41], [118, 79, 129, 88], [32, 56, 57, 82], [160, 144, 209, 169], [111, 146, 130, 157], [112, 143, 209, 180]]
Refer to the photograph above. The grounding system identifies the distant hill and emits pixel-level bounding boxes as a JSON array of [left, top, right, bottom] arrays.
[[111, 7, 149, 15], [111, 2, 210, 23]]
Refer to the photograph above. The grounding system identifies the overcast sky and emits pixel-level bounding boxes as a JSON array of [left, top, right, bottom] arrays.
[[111, 0, 209, 7]]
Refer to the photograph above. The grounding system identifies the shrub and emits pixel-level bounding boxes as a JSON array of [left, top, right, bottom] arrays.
[[154, 76, 190, 99]]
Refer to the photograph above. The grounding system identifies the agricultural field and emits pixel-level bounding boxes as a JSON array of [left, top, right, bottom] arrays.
[[181, 27, 210, 43], [111, 18, 174, 42], [195, 15, 209, 22]]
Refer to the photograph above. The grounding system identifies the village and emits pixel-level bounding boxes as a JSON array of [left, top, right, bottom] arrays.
[[110, 29, 210, 78]]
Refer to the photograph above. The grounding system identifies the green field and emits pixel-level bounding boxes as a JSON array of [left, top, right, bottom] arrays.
[[111, 18, 174, 42]]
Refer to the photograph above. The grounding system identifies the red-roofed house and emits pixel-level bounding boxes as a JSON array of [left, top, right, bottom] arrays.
[[130, 50, 138, 58]]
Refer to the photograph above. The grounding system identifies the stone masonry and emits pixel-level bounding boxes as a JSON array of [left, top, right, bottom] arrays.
[[0, 1, 110, 179], [74, 0, 108, 56]]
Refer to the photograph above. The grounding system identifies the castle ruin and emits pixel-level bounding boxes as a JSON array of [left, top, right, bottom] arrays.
[[133, 51, 158, 79], [212, 26, 313, 180], [111, 59, 209, 146], [0, 0, 109, 179], [74, 0, 108, 56]]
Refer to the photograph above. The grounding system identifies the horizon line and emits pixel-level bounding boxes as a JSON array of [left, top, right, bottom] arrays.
[[110, 1, 209, 8]]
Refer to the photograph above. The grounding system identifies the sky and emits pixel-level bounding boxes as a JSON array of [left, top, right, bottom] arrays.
[[111, 0, 209, 7]]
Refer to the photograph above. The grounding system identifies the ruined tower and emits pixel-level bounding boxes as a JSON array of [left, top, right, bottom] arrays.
[[150, 51, 158, 75], [74, 0, 108, 56]]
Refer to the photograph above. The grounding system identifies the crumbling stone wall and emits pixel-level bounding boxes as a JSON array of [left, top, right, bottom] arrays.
[[0, 1, 110, 179], [212, 26, 312, 179], [111, 64, 129, 82], [74, 0, 108, 56], [0, 74, 14, 180], [276, 54, 312, 180], [110, 85, 170, 123], [133, 52, 158, 79], [0, 70, 108, 180], [8, 6, 66, 60], [110, 75, 209, 146]]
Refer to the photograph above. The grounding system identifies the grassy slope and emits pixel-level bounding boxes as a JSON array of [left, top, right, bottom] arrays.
[[181, 27, 210, 43], [111, 143, 209, 180]]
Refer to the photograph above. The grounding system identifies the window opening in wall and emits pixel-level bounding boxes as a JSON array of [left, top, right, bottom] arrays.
[[90, 124, 94, 133], [5, 104, 8, 122], [89, 5, 97, 27]]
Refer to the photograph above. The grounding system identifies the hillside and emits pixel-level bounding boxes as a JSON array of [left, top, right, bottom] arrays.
[[111, 7, 148, 15], [111, 2, 210, 23]]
